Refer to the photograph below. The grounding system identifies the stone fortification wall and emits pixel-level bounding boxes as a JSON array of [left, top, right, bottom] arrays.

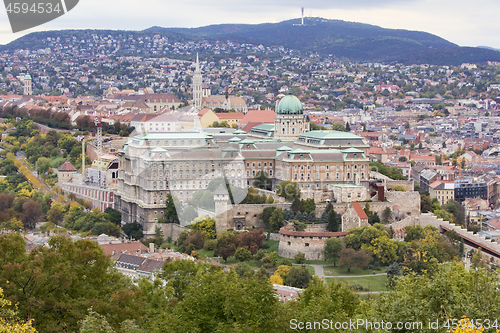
[[300, 190, 332, 202], [278, 228, 346, 260], [158, 223, 190, 242], [417, 213, 500, 264], [386, 180, 414, 192], [255, 189, 286, 203], [216, 203, 291, 232]]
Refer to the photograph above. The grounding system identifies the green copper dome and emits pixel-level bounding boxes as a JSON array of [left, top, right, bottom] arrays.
[[277, 94, 303, 115]]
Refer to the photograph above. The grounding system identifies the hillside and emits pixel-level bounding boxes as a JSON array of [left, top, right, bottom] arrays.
[[3, 17, 500, 65]]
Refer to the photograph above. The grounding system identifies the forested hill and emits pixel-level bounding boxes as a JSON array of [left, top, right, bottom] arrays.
[[150, 18, 500, 65], [2, 17, 500, 65]]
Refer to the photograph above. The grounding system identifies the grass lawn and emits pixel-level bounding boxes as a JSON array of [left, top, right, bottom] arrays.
[[323, 266, 386, 276], [51, 156, 66, 168], [305, 265, 315, 275], [325, 275, 388, 292], [305, 260, 332, 265], [263, 239, 279, 252], [197, 248, 215, 258]]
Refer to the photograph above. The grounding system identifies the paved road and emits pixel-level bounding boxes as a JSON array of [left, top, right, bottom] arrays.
[[309, 264, 385, 278]]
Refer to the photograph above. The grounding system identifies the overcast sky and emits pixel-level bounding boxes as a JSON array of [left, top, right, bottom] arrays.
[[1, 0, 499, 49]]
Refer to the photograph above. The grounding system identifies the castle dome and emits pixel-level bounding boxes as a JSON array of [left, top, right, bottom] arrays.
[[276, 94, 303, 115]]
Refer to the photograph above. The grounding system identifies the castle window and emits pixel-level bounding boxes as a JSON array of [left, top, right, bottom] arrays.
[[288, 242, 291, 246], [347, 173, 351, 179], [305, 243, 309, 247], [270, 163, 273, 167], [336, 173, 339, 179]]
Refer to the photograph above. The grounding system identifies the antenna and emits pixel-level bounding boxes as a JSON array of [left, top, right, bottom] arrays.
[[301, 7, 304, 26]]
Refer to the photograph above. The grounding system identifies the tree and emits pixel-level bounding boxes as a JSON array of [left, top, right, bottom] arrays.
[[404, 225, 424, 242], [326, 209, 341, 232], [276, 181, 300, 200], [237, 229, 264, 254], [269, 208, 284, 232], [294, 252, 306, 264], [122, 222, 143, 240], [180, 206, 197, 223], [382, 207, 393, 224], [386, 262, 402, 289], [345, 122, 351, 132], [162, 194, 179, 224], [0, 234, 140, 332], [189, 217, 216, 239], [0, 287, 36, 333], [301, 198, 316, 213], [290, 197, 302, 213], [79, 308, 115, 333], [234, 262, 253, 277], [322, 238, 344, 266], [421, 193, 432, 212], [471, 248, 487, 268], [234, 247, 252, 262], [253, 171, 272, 190], [104, 207, 121, 225], [36, 156, 51, 175], [285, 266, 312, 288], [21, 200, 43, 229], [339, 248, 370, 273], [259, 207, 277, 227], [370, 212, 381, 225], [214, 231, 238, 262]]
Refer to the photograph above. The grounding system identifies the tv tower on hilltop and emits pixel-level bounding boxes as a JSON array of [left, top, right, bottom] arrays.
[[301, 7, 304, 25]]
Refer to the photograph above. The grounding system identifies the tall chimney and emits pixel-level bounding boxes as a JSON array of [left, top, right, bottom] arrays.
[[81, 138, 85, 183]]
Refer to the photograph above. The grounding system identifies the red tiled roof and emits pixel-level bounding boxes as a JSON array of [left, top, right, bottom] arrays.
[[352, 202, 368, 220], [241, 110, 276, 124], [279, 228, 346, 238], [216, 112, 245, 119], [101, 241, 148, 258], [58, 160, 77, 172]]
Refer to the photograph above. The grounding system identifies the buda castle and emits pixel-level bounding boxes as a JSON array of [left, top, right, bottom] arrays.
[[114, 57, 370, 234]]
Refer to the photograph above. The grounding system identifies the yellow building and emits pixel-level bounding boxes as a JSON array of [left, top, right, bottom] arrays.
[[198, 108, 219, 128], [429, 180, 455, 206]]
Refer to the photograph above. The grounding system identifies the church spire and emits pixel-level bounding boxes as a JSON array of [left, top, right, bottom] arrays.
[[193, 53, 203, 110]]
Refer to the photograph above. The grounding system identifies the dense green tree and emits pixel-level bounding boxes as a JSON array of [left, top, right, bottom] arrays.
[[290, 197, 302, 213], [276, 181, 300, 200], [214, 231, 238, 262], [326, 209, 341, 232], [36, 156, 51, 175], [269, 208, 284, 232], [294, 252, 306, 264], [122, 222, 143, 240], [234, 247, 252, 262], [285, 266, 312, 289], [0, 234, 140, 333], [322, 237, 344, 266], [162, 193, 179, 224], [253, 170, 272, 190], [339, 248, 370, 273], [104, 207, 122, 225], [382, 207, 393, 224]]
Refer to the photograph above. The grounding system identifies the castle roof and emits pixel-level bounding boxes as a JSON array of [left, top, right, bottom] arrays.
[[58, 160, 77, 172]]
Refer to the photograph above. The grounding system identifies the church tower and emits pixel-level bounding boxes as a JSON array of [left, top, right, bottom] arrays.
[[24, 74, 32, 95], [274, 94, 309, 141], [193, 54, 202, 110], [214, 184, 231, 232]]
